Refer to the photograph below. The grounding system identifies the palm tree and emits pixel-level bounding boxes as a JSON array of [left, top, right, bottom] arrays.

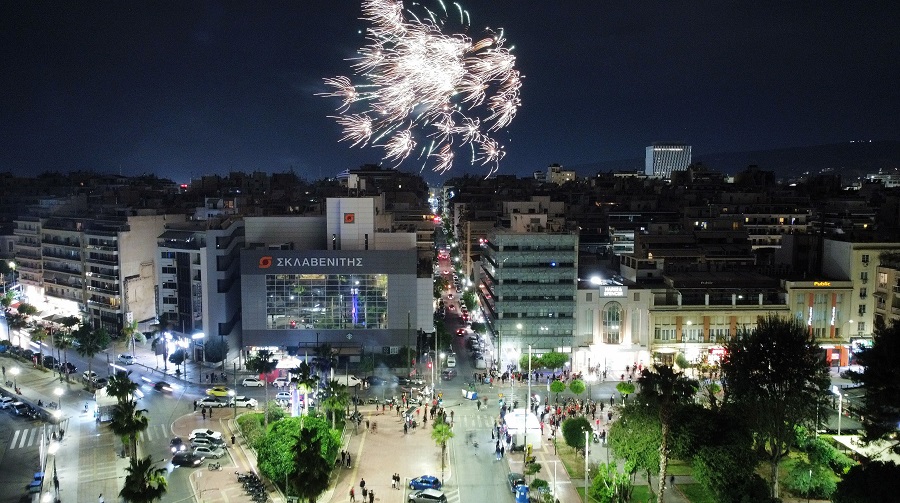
[[109, 399, 150, 458], [321, 379, 349, 429], [290, 361, 319, 416], [636, 364, 698, 503], [107, 371, 138, 404], [73, 323, 111, 382], [431, 415, 454, 484], [245, 349, 278, 425], [120, 455, 168, 503]]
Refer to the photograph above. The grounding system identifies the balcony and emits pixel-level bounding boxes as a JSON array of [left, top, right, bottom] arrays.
[[85, 254, 119, 266], [85, 243, 118, 253], [41, 238, 82, 249], [42, 264, 83, 278], [87, 284, 120, 296]]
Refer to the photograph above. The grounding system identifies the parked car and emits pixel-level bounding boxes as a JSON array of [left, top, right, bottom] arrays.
[[507, 472, 526, 492], [232, 396, 258, 408], [190, 436, 225, 449], [189, 428, 223, 441], [171, 452, 204, 467], [42, 355, 58, 368], [196, 397, 229, 408], [82, 370, 107, 388], [58, 362, 77, 374], [241, 377, 264, 387], [409, 475, 442, 491], [275, 391, 292, 402], [205, 386, 231, 397], [0, 396, 14, 409], [332, 375, 362, 387], [117, 354, 135, 365], [11, 401, 29, 416], [272, 377, 290, 388], [407, 489, 447, 503], [474, 357, 487, 369], [192, 445, 225, 459]]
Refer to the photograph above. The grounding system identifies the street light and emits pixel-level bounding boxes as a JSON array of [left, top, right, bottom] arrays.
[[832, 385, 843, 435]]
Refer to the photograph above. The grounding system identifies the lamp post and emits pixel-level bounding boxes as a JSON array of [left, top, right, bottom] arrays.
[[10, 366, 19, 391], [832, 385, 843, 435]]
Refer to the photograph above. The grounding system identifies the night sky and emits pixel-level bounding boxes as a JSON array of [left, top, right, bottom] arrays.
[[2, 1, 897, 183]]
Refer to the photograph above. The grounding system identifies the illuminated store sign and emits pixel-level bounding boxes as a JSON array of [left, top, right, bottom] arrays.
[[603, 286, 626, 297], [259, 256, 363, 269], [813, 281, 831, 287]]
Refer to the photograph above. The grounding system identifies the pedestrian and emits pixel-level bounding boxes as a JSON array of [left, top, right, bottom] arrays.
[[231, 434, 236, 445], [341, 450, 347, 466], [404, 422, 408, 434], [476, 399, 481, 410], [193, 401, 198, 412], [99, 494, 105, 503], [349, 487, 356, 502], [209, 407, 213, 418], [670, 475, 675, 487], [500, 444, 505, 458], [368, 490, 374, 503], [391, 474, 396, 489], [201, 408, 207, 420], [346, 453, 352, 468]]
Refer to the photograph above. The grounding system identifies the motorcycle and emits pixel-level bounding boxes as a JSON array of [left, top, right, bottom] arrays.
[[209, 462, 222, 471]]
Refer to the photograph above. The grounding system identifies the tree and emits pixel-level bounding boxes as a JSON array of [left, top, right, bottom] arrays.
[[721, 315, 829, 499], [203, 338, 230, 367], [432, 415, 454, 484], [245, 350, 279, 426], [636, 364, 698, 503], [0, 290, 14, 312], [57, 316, 80, 376], [73, 323, 111, 381], [549, 380, 566, 403], [290, 361, 318, 416], [615, 381, 635, 403], [834, 461, 900, 503], [122, 319, 140, 349], [561, 416, 592, 453], [540, 351, 569, 371], [168, 348, 186, 372], [119, 455, 168, 503], [107, 370, 139, 404], [256, 416, 339, 500], [109, 399, 150, 458], [846, 321, 900, 453], [589, 462, 633, 503], [321, 379, 350, 429], [569, 379, 586, 396], [520, 353, 542, 372], [608, 402, 661, 486], [290, 424, 332, 502]]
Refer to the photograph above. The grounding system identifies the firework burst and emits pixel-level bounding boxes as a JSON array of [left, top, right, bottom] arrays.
[[319, 0, 521, 175]]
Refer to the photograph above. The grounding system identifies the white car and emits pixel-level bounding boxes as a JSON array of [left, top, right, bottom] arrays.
[[272, 377, 290, 388], [241, 377, 265, 387], [275, 391, 292, 402], [191, 436, 225, 449], [117, 354, 135, 365], [192, 445, 225, 459], [0, 396, 14, 409], [232, 396, 258, 408], [189, 428, 223, 441], [197, 397, 229, 408]]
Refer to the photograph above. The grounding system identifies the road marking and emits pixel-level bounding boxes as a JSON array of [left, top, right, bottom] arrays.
[[9, 429, 20, 449]]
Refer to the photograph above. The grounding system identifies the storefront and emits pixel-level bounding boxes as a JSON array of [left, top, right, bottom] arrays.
[[240, 249, 419, 352]]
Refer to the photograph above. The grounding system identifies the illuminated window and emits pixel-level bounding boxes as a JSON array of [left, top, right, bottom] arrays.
[[602, 302, 622, 344], [265, 274, 388, 330]]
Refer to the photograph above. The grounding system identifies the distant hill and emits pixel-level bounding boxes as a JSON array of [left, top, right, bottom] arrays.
[[571, 140, 900, 180]]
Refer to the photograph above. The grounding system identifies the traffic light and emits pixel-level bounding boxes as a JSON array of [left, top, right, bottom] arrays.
[[427, 361, 432, 369]]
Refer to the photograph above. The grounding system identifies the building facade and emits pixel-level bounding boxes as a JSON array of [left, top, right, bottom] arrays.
[[645, 143, 692, 178]]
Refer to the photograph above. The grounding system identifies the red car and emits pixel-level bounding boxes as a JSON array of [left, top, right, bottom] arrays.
[[456, 328, 465, 336]]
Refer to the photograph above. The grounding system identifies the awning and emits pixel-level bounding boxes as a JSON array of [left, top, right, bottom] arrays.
[[653, 347, 677, 354]]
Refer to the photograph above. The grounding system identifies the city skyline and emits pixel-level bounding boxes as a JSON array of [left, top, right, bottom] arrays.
[[2, 1, 897, 183]]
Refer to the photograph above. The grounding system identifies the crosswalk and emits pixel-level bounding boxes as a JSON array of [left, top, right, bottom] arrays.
[[8, 422, 171, 450], [138, 423, 171, 442], [443, 488, 461, 503], [8, 426, 49, 449]]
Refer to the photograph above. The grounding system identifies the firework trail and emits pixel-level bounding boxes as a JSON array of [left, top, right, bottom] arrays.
[[319, 0, 521, 175]]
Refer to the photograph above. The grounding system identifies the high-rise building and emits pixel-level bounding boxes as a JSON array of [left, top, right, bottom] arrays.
[[645, 143, 692, 178]]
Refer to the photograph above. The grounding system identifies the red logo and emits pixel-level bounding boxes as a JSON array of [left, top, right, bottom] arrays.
[[259, 256, 273, 269]]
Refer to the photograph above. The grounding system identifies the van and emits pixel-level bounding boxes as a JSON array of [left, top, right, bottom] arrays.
[[332, 375, 362, 387], [446, 354, 456, 368]]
